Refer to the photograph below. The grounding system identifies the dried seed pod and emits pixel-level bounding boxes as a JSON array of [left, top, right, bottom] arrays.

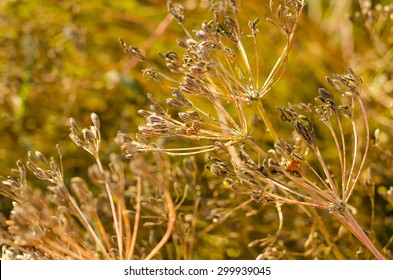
[[82, 128, 96, 143], [166, 98, 183, 108], [257, 165, 269, 178], [138, 109, 153, 118], [90, 113, 100, 131], [27, 151, 39, 165], [167, 1, 185, 23], [186, 38, 198, 46], [194, 30, 208, 40], [318, 88, 334, 102], [238, 145, 257, 169], [338, 105, 352, 118], [171, 88, 193, 108], [165, 51, 180, 61], [35, 151, 48, 164], [277, 106, 296, 122], [202, 20, 215, 37], [176, 39, 188, 48], [294, 118, 316, 147], [214, 142, 229, 153], [119, 38, 145, 60], [178, 111, 204, 123], [69, 117, 81, 134]]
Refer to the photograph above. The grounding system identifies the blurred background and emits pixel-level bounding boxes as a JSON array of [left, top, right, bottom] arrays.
[[0, 0, 392, 259]]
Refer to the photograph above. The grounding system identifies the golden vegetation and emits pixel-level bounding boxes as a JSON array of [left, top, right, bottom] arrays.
[[0, 0, 392, 260]]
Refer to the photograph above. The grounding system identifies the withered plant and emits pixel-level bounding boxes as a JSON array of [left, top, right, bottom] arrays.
[[117, 0, 387, 259], [1, 113, 184, 259], [0, 0, 391, 260]]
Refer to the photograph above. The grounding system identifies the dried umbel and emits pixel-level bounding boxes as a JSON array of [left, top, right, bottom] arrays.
[[117, 0, 386, 259], [119, 0, 306, 157], [1, 0, 389, 261]]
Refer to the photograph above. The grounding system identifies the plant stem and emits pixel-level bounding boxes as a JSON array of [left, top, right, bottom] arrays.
[[95, 154, 122, 259], [127, 176, 142, 260], [334, 210, 385, 260], [144, 178, 176, 260]]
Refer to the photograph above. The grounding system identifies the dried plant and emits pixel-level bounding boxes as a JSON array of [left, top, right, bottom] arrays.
[[0, 113, 201, 259], [117, 0, 387, 259]]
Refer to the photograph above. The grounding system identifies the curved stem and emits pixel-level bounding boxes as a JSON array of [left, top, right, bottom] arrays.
[[335, 114, 347, 199], [326, 122, 345, 198], [67, 191, 108, 257], [314, 147, 340, 199]]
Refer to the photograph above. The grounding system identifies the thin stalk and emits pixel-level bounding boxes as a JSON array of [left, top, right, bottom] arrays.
[[345, 114, 358, 198], [36, 244, 76, 260], [175, 184, 188, 210], [208, 85, 243, 132], [213, 65, 248, 133], [269, 177, 314, 200], [245, 137, 268, 156], [116, 158, 129, 257], [334, 210, 385, 260], [382, 235, 393, 252], [44, 240, 91, 260], [267, 192, 331, 209], [283, 172, 335, 203], [369, 184, 376, 233], [275, 202, 284, 237], [304, 160, 333, 192], [95, 155, 122, 259], [335, 114, 347, 199], [236, 38, 255, 88], [179, 21, 193, 40], [120, 200, 132, 259], [345, 96, 370, 202], [326, 123, 345, 197], [302, 176, 334, 202], [257, 101, 279, 143], [116, 196, 124, 258], [259, 32, 295, 97], [144, 179, 175, 260], [205, 74, 247, 134], [252, 32, 260, 90], [67, 191, 108, 256], [313, 147, 340, 199], [52, 227, 96, 259]]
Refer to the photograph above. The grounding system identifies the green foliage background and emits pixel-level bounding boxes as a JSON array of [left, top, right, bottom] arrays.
[[0, 0, 392, 259]]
